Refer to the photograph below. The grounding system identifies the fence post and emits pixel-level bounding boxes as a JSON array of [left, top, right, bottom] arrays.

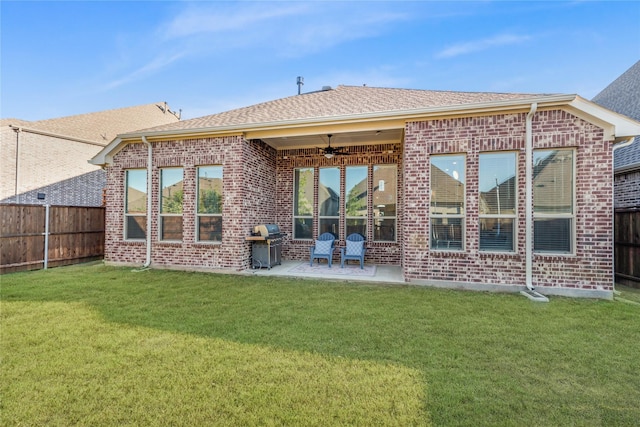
[[44, 204, 50, 270]]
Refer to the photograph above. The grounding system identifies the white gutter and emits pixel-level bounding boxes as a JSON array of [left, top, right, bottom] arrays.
[[611, 137, 636, 292], [141, 136, 153, 268], [525, 103, 537, 291], [8, 124, 106, 147]]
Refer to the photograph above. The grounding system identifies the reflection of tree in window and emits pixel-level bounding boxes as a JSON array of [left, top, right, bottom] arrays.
[[197, 166, 223, 242], [199, 189, 221, 213], [346, 181, 367, 216], [296, 169, 313, 216]]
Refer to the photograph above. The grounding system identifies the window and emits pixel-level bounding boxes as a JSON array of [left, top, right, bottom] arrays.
[[373, 164, 397, 241], [533, 149, 574, 253], [197, 166, 223, 242], [125, 169, 147, 240], [430, 155, 465, 250], [159, 168, 183, 241], [318, 167, 340, 238], [345, 166, 368, 237], [479, 152, 516, 251], [293, 168, 314, 239]]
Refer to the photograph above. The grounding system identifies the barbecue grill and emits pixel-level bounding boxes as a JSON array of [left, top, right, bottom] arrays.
[[246, 224, 284, 269]]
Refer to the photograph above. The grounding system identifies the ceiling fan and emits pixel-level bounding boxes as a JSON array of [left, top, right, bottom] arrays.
[[318, 134, 349, 158]]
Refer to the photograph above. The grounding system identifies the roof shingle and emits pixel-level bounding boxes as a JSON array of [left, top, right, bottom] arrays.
[[137, 85, 547, 134], [592, 60, 640, 170]]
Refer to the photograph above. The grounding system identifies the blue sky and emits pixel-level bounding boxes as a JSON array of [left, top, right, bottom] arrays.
[[1, 1, 639, 121]]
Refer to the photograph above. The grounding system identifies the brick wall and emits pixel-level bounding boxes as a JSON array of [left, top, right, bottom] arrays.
[[615, 170, 640, 209], [105, 136, 276, 269], [402, 109, 614, 292], [276, 143, 403, 265], [1, 127, 103, 203], [103, 109, 616, 295]]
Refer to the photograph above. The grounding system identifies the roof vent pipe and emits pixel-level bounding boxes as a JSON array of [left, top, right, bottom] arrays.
[[297, 76, 304, 95]]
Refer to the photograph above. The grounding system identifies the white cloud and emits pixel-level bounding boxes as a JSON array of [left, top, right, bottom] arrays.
[[103, 51, 187, 90], [436, 33, 533, 59], [102, 2, 410, 90], [163, 3, 312, 39]]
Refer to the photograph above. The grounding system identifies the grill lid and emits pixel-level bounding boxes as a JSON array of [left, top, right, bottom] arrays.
[[254, 224, 281, 237]]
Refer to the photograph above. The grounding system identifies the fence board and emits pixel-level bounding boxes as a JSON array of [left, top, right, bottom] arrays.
[[615, 210, 640, 288], [0, 204, 104, 274]]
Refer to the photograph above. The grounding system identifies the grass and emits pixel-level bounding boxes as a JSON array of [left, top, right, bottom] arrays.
[[2, 263, 640, 426]]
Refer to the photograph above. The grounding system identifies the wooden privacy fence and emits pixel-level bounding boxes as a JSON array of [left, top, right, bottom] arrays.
[[0, 204, 105, 274], [615, 209, 640, 288]]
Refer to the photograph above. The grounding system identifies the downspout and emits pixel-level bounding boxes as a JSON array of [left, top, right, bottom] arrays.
[[611, 137, 636, 294], [44, 204, 50, 269], [521, 103, 549, 302], [13, 127, 21, 201], [142, 135, 153, 268], [525, 103, 537, 291]]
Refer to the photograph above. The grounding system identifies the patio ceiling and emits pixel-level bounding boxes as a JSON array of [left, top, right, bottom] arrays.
[[260, 128, 404, 151]]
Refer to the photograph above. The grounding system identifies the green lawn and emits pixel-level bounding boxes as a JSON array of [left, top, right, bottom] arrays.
[[2, 264, 639, 426]]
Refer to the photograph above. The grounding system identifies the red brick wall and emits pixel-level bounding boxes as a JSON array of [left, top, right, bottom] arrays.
[[615, 170, 640, 209], [103, 108, 615, 294], [105, 137, 276, 270], [402, 109, 614, 292], [275, 144, 403, 265]]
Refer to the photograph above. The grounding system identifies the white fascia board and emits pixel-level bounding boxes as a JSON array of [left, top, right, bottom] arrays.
[[569, 96, 640, 142], [89, 137, 126, 166]]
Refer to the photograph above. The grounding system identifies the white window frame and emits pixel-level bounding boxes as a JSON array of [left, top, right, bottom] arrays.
[[478, 151, 517, 252], [373, 164, 397, 242], [533, 148, 576, 254], [345, 165, 368, 239], [318, 167, 340, 239], [430, 154, 466, 251], [159, 167, 183, 242], [124, 169, 147, 241], [196, 165, 223, 243], [293, 167, 314, 240]]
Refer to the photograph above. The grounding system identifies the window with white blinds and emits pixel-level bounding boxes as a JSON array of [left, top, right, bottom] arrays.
[[479, 152, 516, 251], [533, 149, 574, 253]]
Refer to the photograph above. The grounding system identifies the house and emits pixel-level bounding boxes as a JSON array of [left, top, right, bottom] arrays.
[[1, 102, 180, 206], [592, 60, 640, 210], [592, 60, 640, 287], [90, 85, 640, 298]]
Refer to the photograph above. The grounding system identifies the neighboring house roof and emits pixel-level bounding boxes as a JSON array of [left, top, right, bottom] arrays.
[[91, 86, 640, 167], [1, 102, 181, 206], [5, 102, 180, 145], [592, 60, 640, 172]]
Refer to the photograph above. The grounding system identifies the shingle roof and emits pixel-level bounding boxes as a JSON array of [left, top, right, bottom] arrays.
[[137, 85, 546, 134], [3, 103, 180, 145], [592, 60, 640, 171]]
